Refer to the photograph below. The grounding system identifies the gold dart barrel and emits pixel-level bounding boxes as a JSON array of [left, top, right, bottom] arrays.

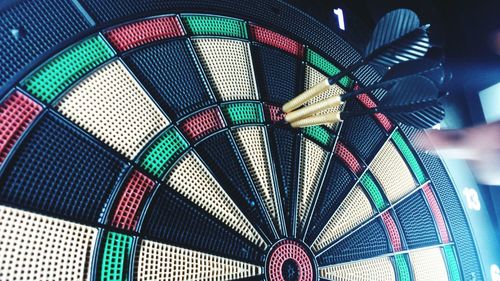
[[285, 95, 342, 123], [290, 112, 342, 128], [282, 78, 330, 113]]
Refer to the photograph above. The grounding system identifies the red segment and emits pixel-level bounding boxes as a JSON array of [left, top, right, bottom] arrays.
[[250, 24, 304, 58], [382, 211, 403, 252], [105, 16, 184, 52], [334, 141, 363, 175], [374, 113, 394, 132], [111, 170, 155, 231], [423, 184, 450, 243], [0, 91, 42, 164], [267, 240, 313, 281], [264, 104, 286, 123], [179, 107, 225, 142], [356, 92, 393, 132], [356, 93, 377, 108]]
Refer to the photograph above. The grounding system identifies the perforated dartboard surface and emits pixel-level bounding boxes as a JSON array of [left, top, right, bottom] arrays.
[[0, 0, 483, 280]]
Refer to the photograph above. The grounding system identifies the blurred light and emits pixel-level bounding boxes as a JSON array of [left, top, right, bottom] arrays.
[[463, 188, 481, 211], [492, 264, 500, 281], [492, 31, 500, 55], [479, 82, 500, 123], [333, 8, 345, 31], [432, 123, 441, 130]]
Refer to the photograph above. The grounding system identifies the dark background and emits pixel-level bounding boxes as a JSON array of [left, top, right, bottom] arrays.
[[286, 0, 500, 235]]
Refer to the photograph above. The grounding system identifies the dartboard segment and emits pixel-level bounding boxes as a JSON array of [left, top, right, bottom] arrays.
[[394, 191, 441, 249], [0, 91, 42, 164], [140, 184, 264, 263], [296, 138, 329, 234], [319, 256, 396, 281], [233, 126, 286, 236], [316, 218, 391, 265], [370, 140, 418, 203], [192, 38, 259, 101], [137, 239, 263, 280], [55, 59, 170, 160], [0, 206, 97, 281], [409, 247, 450, 280], [0, 112, 129, 224], [312, 185, 375, 252], [122, 39, 216, 119], [251, 43, 302, 105], [305, 157, 357, 245], [165, 150, 267, 248], [195, 130, 278, 240]]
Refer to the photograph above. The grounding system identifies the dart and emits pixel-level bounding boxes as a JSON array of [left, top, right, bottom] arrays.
[[285, 58, 444, 123], [282, 9, 430, 113], [289, 75, 445, 129]]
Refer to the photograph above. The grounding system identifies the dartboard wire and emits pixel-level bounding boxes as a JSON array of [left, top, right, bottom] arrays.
[[194, 36, 288, 236], [292, 62, 341, 239], [308, 128, 397, 248], [317, 242, 455, 270], [186, 32, 283, 238], [185, 34, 282, 239], [300, 121, 343, 240], [188, 148, 270, 247], [298, 59, 356, 240], [69, 0, 96, 26], [315, 179, 431, 258], [225, 128, 281, 241], [183, 37, 220, 111], [242, 31, 289, 237]]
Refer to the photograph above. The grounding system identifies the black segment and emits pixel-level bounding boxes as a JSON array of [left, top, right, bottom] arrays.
[[0, 0, 90, 94], [340, 101, 387, 162], [394, 191, 440, 249], [251, 43, 300, 104], [0, 111, 128, 224], [305, 157, 356, 244], [317, 218, 390, 266], [141, 184, 264, 263], [123, 39, 215, 119], [268, 126, 298, 236], [195, 130, 275, 240]]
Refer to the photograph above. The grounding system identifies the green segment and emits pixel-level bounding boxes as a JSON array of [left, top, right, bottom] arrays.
[[392, 130, 427, 184], [394, 254, 412, 281], [360, 172, 388, 211], [139, 127, 189, 178], [222, 102, 264, 125], [101, 232, 132, 281], [22, 35, 114, 103], [444, 246, 462, 281], [303, 126, 334, 147], [182, 15, 248, 38], [306, 49, 353, 88]]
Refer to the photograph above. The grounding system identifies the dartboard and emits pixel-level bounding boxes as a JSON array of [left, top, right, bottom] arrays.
[[0, 0, 483, 280]]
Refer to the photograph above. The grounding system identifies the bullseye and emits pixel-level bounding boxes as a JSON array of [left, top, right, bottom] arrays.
[[266, 240, 317, 281]]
